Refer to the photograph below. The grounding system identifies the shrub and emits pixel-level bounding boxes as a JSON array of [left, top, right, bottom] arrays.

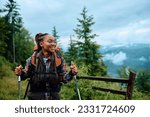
[[136, 69, 150, 92], [0, 56, 15, 79]]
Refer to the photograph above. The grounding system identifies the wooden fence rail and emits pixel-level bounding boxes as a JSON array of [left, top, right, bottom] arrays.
[[77, 71, 136, 100]]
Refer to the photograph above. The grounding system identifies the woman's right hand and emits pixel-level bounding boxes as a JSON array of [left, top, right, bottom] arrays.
[[15, 65, 23, 75]]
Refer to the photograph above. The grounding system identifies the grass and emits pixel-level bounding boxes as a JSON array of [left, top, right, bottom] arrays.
[[0, 75, 28, 100], [61, 79, 150, 100], [0, 72, 149, 100]]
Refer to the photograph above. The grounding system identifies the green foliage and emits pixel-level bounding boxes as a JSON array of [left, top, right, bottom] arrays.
[[0, 0, 23, 63], [0, 0, 34, 65], [0, 16, 10, 56], [71, 7, 107, 76], [0, 75, 28, 100], [89, 42, 107, 76], [136, 69, 150, 92], [64, 37, 78, 65], [1, 0, 22, 28], [0, 2, 149, 100], [52, 26, 60, 44], [51, 26, 64, 54], [73, 7, 98, 65], [74, 7, 97, 41], [77, 63, 91, 76], [132, 88, 150, 100], [0, 56, 14, 79], [61, 79, 150, 100], [0, 64, 149, 100], [118, 66, 129, 78], [15, 27, 34, 66], [61, 65, 149, 100]]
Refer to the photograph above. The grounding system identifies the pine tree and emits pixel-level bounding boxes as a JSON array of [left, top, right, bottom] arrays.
[[52, 26, 60, 44], [0, 0, 34, 68], [51, 26, 65, 54], [0, 0, 22, 63], [136, 69, 150, 92], [64, 35, 78, 65], [74, 7, 107, 76], [74, 7, 97, 64], [15, 27, 34, 66], [89, 42, 107, 76], [0, 16, 10, 56]]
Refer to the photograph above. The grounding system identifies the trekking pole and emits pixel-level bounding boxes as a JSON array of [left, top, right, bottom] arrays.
[[71, 61, 81, 100], [74, 74, 81, 100], [23, 80, 30, 99], [18, 75, 21, 99]]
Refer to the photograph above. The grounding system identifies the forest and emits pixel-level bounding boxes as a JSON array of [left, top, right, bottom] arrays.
[[0, 0, 149, 100]]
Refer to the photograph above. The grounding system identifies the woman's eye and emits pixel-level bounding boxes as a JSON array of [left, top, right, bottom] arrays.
[[47, 40, 52, 43], [47, 40, 53, 43]]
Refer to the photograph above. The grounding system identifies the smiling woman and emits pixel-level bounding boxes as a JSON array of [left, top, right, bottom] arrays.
[[14, 33, 78, 100]]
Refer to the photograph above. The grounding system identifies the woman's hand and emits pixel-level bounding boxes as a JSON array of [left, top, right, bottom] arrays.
[[70, 64, 78, 75], [15, 65, 23, 75]]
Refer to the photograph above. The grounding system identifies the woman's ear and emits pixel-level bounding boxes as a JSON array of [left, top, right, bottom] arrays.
[[40, 42, 43, 47]]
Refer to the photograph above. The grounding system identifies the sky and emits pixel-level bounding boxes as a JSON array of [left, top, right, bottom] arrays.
[[1, 0, 150, 48]]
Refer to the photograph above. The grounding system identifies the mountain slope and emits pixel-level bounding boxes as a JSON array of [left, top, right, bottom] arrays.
[[101, 43, 150, 77]]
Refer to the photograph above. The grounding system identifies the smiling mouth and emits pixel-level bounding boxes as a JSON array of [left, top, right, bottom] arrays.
[[49, 48, 55, 51]]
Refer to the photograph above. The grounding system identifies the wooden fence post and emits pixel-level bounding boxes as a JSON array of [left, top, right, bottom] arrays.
[[126, 71, 136, 100]]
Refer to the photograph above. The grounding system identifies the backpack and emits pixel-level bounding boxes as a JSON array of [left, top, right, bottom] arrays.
[[24, 46, 66, 99]]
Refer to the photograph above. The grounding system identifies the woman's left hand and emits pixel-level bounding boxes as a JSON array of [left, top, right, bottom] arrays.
[[70, 64, 78, 75]]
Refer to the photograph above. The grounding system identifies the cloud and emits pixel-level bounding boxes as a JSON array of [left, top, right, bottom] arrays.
[[18, 0, 64, 13], [1, 0, 150, 47], [138, 56, 147, 62], [96, 18, 150, 46], [13, 0, 65, 36], [104, 51, 127, 65], [135, 28, 150, 34]]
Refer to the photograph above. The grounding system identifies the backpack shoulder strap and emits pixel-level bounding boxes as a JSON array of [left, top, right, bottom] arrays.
[[54, 51, 62, 67], [31, 51, 38, 66], [54, 50, 67, 74], [31, 50, 62, 67]]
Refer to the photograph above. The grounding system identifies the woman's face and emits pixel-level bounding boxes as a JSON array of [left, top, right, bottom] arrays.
[[40, 35, 56, 53]]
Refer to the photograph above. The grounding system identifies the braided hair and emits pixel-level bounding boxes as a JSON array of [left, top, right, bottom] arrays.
[[35, 33, 49, 52]]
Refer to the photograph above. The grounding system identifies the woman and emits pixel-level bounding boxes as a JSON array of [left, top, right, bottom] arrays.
[[15, 33, 77, 100]]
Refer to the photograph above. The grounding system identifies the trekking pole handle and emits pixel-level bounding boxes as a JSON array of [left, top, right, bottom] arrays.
[[18, 75, 21, 100], [18, 75, 21, 82]]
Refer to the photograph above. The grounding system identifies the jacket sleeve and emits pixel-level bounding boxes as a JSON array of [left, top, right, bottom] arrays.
[[20, 57, 33, 81], [65, 72, 74, 81]]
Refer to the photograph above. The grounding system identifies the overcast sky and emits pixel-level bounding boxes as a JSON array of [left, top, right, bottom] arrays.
[[1, 0, 150, 47]]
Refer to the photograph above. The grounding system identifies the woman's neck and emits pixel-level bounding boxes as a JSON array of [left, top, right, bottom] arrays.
[[42, 49, 51, 58]]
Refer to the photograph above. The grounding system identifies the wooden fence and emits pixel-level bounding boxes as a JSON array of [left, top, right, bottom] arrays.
[[77, 71, 136, 100]]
